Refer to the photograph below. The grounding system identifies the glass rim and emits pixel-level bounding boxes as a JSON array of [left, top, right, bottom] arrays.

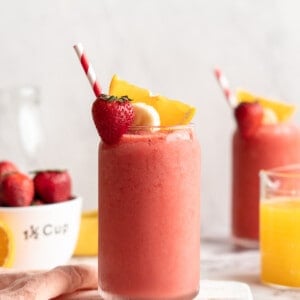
[[260, 164, 300, 179], [127, 123, 195, 131]]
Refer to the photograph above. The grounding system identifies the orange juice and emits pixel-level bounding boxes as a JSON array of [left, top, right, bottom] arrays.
[[260, 198, 300, 287]]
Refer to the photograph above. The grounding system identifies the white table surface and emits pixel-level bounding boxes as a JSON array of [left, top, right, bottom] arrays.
[[69, 237, 300, 300]]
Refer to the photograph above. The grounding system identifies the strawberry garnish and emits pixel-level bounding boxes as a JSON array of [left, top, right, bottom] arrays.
[[92, 94, 135, 144], [234, 101, 263, 137], [33, 170, 72, 203], [0, 172, 34, 207]]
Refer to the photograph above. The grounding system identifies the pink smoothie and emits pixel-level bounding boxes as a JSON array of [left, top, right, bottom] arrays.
[[232, 122, 300, 244], [98, 126, 200, 299]]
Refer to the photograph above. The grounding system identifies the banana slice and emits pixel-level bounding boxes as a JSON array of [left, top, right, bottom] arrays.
[[262, 107, 278, 125], [132, 102, 161, 126]]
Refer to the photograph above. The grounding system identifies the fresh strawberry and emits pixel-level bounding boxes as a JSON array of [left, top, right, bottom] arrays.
[[92, 94, 135, 144], [234, 102, 263, 137], [0, 172, 34, 207], [0, 161, 18, 178], [33, 170, 72, 203]]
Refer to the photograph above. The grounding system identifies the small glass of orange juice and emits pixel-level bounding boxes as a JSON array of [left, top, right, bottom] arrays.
[[260, 164, 300, 288]]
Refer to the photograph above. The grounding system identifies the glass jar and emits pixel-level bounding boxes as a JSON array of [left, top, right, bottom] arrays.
[[260, 164, 300, 288], [98, 125, 201, 299], [232, 123, 300, 248]]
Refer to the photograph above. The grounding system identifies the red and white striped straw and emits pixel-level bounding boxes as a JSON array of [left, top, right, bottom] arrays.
[[214, 67, 237, 108], [73, 43, 102, 97]]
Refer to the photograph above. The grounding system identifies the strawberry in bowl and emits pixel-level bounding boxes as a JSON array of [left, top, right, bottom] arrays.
[[33, 170, 72, 203], [0, 172, 34, 207]]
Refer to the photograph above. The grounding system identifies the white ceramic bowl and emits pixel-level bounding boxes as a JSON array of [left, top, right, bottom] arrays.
[[0, 196, 82, 270]]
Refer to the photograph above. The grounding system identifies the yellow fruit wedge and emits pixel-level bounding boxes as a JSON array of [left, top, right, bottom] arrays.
[[73, 210, 98, 256], [109, 74, 150, 102], [236, 89, 296, 122], [0, 220, 14, 267], [109, 74, 196, 126]]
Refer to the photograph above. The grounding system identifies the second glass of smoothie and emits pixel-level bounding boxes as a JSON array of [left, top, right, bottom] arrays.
[[232, 91, 300, 247], [233, 122, 300, 247]]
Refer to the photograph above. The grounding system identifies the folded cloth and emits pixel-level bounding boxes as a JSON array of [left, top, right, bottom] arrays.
[[0, 264, 97, 300]]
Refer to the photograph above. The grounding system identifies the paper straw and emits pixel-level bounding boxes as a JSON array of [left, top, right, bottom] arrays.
[[214, 67, 237, 108], [73, 43, 102, 97]]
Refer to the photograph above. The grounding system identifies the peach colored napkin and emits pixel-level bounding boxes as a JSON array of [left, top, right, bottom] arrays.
[[0, 264, 97, 300]]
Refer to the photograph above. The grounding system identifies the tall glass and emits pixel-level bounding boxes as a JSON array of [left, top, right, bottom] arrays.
[[98, 125, 201, 299], [260, 165, 300, 288], [232, 123, 300, 248]]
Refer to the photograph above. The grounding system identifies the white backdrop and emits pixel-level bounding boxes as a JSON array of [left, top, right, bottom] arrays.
[[1, 0, 300, 237]]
